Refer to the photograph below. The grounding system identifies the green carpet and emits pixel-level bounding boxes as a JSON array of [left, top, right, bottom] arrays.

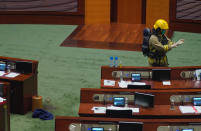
[[0, 24, 201, 131]]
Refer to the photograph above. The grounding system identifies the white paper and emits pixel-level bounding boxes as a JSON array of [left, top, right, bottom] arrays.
[[118, 81, 132, 88], [194, 106, 201, 113], [107, 105, 139, 113], [5, 72, 20, 78], [130, 108, 139, 113], [163, 81, 171, 85], [179, 106, 195, 114], [130, 82, 146, 85], [0, 71, 5, 76], [0, 97, 6, 103], [104, 80, 115, 86], [107, 105, 129, 110], [195, 69, 201, 80], [91, 106, 106, 114]]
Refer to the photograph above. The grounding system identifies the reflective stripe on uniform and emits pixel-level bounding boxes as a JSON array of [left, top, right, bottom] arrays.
[[164, 45, 169, 51], [148, 56, 168, 66]]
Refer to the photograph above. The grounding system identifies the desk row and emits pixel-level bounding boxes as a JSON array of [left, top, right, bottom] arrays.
[[56, 116, 201, 131], [0, 56, 38, 114]]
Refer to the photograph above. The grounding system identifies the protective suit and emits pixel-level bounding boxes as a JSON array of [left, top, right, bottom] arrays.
[[148, 19, 184, 66]]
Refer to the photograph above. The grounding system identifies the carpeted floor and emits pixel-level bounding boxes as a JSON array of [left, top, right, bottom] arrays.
[[0, 24, 201, 131]]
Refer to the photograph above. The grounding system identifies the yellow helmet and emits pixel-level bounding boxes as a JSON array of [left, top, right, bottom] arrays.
[[154, 19, 169, 30]]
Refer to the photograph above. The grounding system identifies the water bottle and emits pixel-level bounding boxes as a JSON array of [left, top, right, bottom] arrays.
[[125, 97, 128, 107], [170, 99, 175, 110], [114, 56, 118, 67], [109, 56, 114, 67], [120, 71, 123, 82], [7, 64, 11, 73], [119, 60, 122, 68]]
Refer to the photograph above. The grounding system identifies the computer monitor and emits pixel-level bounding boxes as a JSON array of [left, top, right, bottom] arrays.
[[134, 92, 154, 108], [131, 73, 141, 81], [16, 61, 32, 73], [152, 69, 171, 81], [119, 121, 143, 131], [192, 97, 201, 106], [91, 127, 104, 131], [182, 129, 194, 131], [113, 97, 125, 107], [0, 63, 6, 71]]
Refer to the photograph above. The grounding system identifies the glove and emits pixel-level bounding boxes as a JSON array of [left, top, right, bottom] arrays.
[[175, 39, 184, 46], [171, 39, 184, 48], [171, 43, 178, 48]]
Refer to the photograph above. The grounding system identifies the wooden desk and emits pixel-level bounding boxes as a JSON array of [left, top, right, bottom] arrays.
[[79, 103, 201, 119], [56, 116, 201, 131], [101, 65, 201, 89], [0, 82, 10, 114], [0, 100, 10, 131], [0, 56, 38, 114], [101, 66, 201, 80], [101, 79, 201, 89], [81, 88, 201, 105]]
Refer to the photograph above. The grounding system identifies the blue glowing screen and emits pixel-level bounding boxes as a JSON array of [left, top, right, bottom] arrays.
[[131, 73, 141, 81], [113, 97, 125, 106], [91, 128, 104, 131], [182, 129, 194, 131], [193, 97, 201, 106], [0, 63, 6, 71]]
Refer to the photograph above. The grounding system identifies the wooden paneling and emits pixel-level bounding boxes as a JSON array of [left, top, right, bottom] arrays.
[[146, 0, 170, 28], [169, 0, 201, 34], [0, 0, 85, 24], [85, 0, 110, 24], [176, 0, 201, 21], [0, 0, 78, 12], [117, 0, 142, 24], [0, 15, 84, 25]]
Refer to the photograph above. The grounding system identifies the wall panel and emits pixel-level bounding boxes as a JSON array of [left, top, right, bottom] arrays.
[[0, 0, 84, 24], [85, 0, 110, 24], [146, 0, 170, 28], [117, 0, 142, 24]]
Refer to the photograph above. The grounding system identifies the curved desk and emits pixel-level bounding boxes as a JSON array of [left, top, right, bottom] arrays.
[[81, 88, 201, 105], [0, 56, 38, 114], [56, 116, 201, 131], [101, 66, 201, 89], [79, 103, 201, 119]]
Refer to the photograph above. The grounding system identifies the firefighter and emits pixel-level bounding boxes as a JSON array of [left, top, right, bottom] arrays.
[[148, 19, 184, 66]]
